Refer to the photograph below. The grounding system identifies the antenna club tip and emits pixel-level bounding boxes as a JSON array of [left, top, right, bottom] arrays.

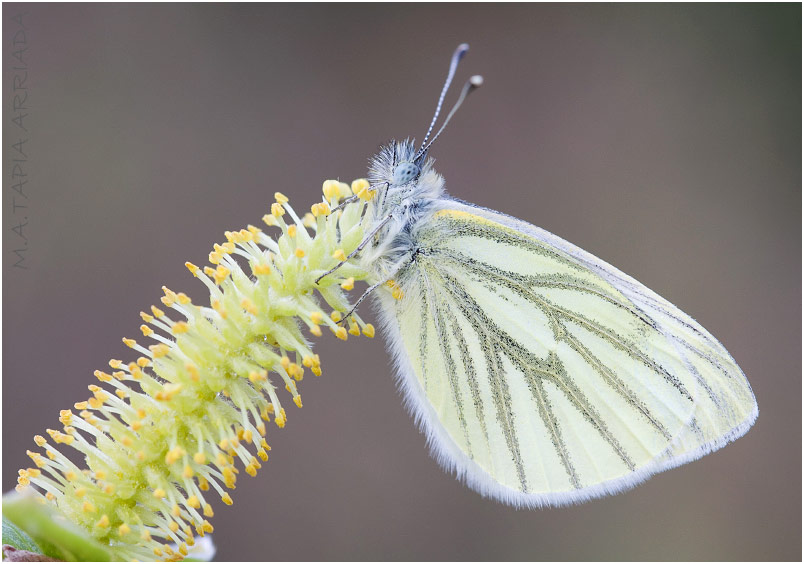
[[470, 75, 484, 87]]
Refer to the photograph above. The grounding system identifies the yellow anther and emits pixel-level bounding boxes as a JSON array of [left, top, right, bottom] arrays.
[[257, 422, 266, 435], [245, 464, 258, 477], [82, 501, 96, 513], [246, 225, 261, 237], [351, 178, 370, 194], [248, 370, 267, 383], [155, 382, 182, 401], [130, 420, 142, 431], [177, 293, 191, 305], [179, 543, 189, 557], [137, 409, 146, 419], [274, 191, 289, 204], [203, 266, 215, 277], [222, 467, 236, 488], [295, 248, 306, 258], [243, 429, 253, 443], [122, 338, 137, 348], [214, 265, 231, 285], [165, 446, 185, 465], [280, 356, 291, 369], [258, 449, 269, 461], [289, 363, 302, 380], [218, 438, 229, 450], [151, 305, 165, 318], [171, 504, 181, 518], [311, 201, 331, 216], [392, 287, 404, 300], [96, 515, 110, 528], [149, 343, 170, 358], [275, 409, 287, 428], [302, 213, 316, 227], [208, 251, 221, 265], [64, 470, 76, 481], [241, 298, 258, 315], [33, 435, 47, 447], [153, 488, 166, 499], [120, 436, 133, 447], [172, 321, 189, 334], [202, 521, 214, 533], [104, 484, 115, 496], [169, 521, 180, 533], [203, 504, 214, 517], [293, 395, 303, 408], [322, 180, 341, 200], [341, 277, 355, 291], [185, 261, 200, 276], [140, 324, 154, 337], [349, 323, 361, 336], [332, 248, 347, 261], [287, 224, 297, 238], [254, 263, 272, 275], [115, 389, 127, 399], [75, 487, 87, 498], [109, 359, 123, 369], [310, 324, 322, 337], [59, 410, 73, 424], [263, 213, 279, 227], [119, 524, 131, 536], [141, 530, 152, 542], [330, 311, 343, 322], [271, 202, 285, 217], [94, 370, 112, 382], [310, 311, 323, 324], [194, 452, 206, 464], [137, 356, 150, 367]]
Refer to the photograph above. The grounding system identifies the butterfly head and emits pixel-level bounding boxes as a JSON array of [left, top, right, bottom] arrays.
[[392, 162, 421, 186], [366, 45, 482, 214]]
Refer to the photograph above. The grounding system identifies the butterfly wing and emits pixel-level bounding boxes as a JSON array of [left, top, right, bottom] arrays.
[[373, 199, 757, 507]]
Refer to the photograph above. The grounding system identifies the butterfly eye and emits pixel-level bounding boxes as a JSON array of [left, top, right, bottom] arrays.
[[392, 162, 420, 185]]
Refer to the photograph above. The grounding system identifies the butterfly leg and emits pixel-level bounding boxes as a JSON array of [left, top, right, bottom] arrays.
[[315, 213, 395, 284], [329, 194, 359, 212], [339, 279, 386, 324], [338, 253, 410, 324]]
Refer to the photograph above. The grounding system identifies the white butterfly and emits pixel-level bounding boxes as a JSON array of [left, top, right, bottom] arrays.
[[331, 44, 757, 507]]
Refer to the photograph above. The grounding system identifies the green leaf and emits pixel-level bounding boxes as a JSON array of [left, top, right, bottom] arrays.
[[2, 492, 113, 562], [3, 516, 43, 553]]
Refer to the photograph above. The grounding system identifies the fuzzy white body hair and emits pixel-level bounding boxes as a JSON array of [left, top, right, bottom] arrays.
[[358, 140, 444, 281]]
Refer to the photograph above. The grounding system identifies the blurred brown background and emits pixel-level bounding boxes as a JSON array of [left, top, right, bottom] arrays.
[[3, 4, 800, 561]]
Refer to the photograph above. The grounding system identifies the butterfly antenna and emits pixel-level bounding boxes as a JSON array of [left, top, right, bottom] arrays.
[[418, 43, 470, 154], [417, 75, 483, 159]]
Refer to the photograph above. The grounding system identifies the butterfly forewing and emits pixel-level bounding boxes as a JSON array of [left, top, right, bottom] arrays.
[[376, 202, 757, 506]]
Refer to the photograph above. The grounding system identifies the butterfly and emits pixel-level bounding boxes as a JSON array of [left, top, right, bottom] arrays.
[[325, 44, 758, 507]]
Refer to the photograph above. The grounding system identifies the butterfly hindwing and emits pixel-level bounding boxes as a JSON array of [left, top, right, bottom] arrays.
[[374, 201, 757, 507]]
